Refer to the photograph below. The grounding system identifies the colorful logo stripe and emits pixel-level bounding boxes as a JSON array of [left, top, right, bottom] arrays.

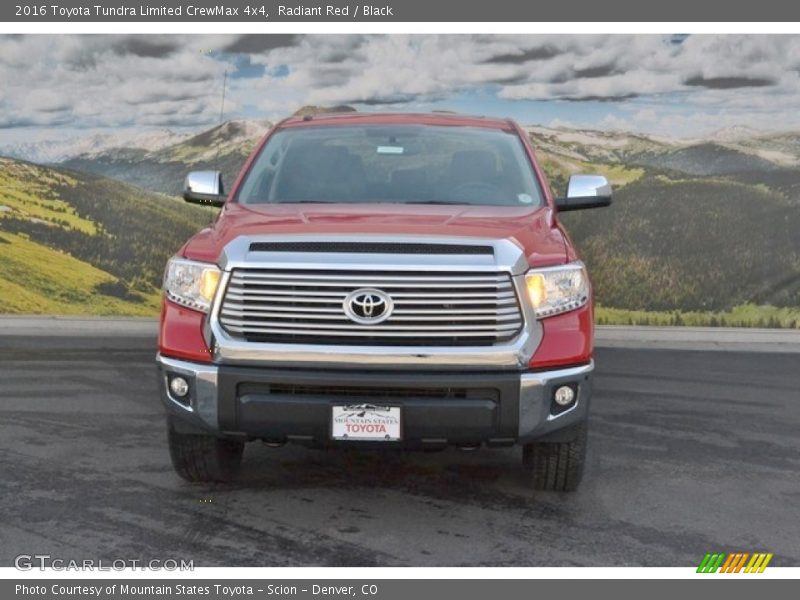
[[697, 552, 773, 573]]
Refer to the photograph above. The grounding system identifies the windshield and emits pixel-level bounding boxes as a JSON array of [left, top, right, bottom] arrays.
[[235, 124, 544, 207]]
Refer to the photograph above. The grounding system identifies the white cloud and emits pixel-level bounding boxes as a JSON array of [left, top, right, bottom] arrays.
[[0, 35, 232, 128], [3, 34, 800, 136]]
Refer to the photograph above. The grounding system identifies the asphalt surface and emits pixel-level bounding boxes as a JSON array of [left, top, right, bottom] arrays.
[[1, 334, 799, 567]]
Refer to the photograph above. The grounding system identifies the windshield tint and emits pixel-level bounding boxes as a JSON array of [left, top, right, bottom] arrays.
[[235, 124, 544, 207]]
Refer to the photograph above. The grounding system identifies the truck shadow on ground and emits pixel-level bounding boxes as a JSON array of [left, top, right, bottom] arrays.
[[209, 443, 584, 511]]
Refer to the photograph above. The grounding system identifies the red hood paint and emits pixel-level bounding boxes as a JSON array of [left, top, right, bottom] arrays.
[[181, 202, 569, 268]]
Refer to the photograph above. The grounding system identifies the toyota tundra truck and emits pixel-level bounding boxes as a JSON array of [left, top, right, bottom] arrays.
[[158, 112, 611, 491]]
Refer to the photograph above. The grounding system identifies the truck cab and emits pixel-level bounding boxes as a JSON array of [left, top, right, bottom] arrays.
[[158, 112, 611, 491]]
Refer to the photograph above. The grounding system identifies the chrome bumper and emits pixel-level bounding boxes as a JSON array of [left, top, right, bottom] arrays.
[[157, 355, 221, 432], [157, 354, 593, 443], [518, 361, 593, 441]]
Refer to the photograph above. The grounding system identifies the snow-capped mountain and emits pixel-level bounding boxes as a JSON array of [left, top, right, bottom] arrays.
[[0, 128, 196, 164]]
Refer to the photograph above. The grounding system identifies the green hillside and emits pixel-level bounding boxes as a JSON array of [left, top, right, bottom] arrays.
[[0, 157, 211, 315], [529, 128, 800, 326], [0, 233, 160, 315], [559, 174, 800, 311], [631, 143, 783, 176]]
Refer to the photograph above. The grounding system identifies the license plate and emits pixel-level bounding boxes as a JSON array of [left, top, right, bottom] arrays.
[[331, 404, 402, 441]]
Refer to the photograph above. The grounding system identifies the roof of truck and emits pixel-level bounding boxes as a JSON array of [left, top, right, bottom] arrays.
[[277, 111, 517, 130]]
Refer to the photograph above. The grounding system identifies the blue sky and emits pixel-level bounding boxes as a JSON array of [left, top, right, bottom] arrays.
[[1, 34, 798, 145]]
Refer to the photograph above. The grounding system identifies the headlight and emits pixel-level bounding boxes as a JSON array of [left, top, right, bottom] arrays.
[[525, 262, 589, 318], [163, 257, 221, 313]]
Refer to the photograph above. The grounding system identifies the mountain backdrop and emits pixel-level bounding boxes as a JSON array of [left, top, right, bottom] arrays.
[[2, 108, 800, 326], [60, 120, 272, 198]]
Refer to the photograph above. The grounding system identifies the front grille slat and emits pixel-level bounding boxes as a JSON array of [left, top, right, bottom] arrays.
[[222, 327, 519, 338], [221, 318, 522, 332], [223, 295, 518, 306], [227, 288, 515, 299], [394, 306, 520, 315], [220, 304, 519, 316], [221, 310, 522, 322], [222, 309, 519, 329], [232, 278, 512, 290], [219, 268, 525, 346]]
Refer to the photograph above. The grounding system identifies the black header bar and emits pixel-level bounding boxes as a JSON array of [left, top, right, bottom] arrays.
[[3, 0, 800, 22]]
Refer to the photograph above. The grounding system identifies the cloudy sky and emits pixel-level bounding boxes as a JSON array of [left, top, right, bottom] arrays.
[[1, 34, 799, 143]]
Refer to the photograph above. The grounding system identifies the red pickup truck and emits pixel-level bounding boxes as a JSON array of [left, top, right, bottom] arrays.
[[157, 112, 611, 491]]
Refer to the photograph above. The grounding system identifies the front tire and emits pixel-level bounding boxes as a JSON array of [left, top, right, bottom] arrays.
[[522, 421, 588, 492], [167, 418, 244, 483]]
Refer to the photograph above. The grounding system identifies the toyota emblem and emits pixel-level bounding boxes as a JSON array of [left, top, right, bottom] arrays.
[[343, 288, 394, 324]]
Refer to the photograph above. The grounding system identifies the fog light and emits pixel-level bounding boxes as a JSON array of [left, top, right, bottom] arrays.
[[554, 385, 576, 407], [170, 376, 189, 398]]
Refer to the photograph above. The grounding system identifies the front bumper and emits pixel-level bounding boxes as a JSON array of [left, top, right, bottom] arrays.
[[157, 354, 592, 447]]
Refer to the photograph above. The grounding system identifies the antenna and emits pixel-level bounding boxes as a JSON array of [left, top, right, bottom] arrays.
[[213, 68, 228, 194], [218, 68, 228, 126]]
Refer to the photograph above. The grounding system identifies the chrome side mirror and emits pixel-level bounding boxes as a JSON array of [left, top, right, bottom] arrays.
[[556, 174, 612, 211], [183, 171, 225, 207]]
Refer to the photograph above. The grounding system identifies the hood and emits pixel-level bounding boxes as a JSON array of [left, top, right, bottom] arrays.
[[182, 202, 568, 268]]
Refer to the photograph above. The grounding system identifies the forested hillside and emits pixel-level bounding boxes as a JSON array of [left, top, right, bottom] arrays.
[[529, 126, 800, 326], [0, 158, 211, 314]]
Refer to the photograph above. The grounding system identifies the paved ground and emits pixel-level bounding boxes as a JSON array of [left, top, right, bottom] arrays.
[[1, 334, 798, 567], [5, 316, 800, 353]]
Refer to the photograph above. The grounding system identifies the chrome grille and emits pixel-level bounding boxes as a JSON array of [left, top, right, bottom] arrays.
[[218, 269, 524, 346]]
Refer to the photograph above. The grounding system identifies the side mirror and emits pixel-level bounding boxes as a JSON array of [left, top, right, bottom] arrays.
[[556, 175, 612, 211], [183, 171, 225, 207]]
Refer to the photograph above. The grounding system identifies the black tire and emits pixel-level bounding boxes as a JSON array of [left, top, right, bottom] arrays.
[[522, 421, 588, 492], [167, 418, 244, 483]]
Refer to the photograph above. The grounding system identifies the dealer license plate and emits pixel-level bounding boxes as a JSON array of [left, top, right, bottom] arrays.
[[331, 404, 402, 441]]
